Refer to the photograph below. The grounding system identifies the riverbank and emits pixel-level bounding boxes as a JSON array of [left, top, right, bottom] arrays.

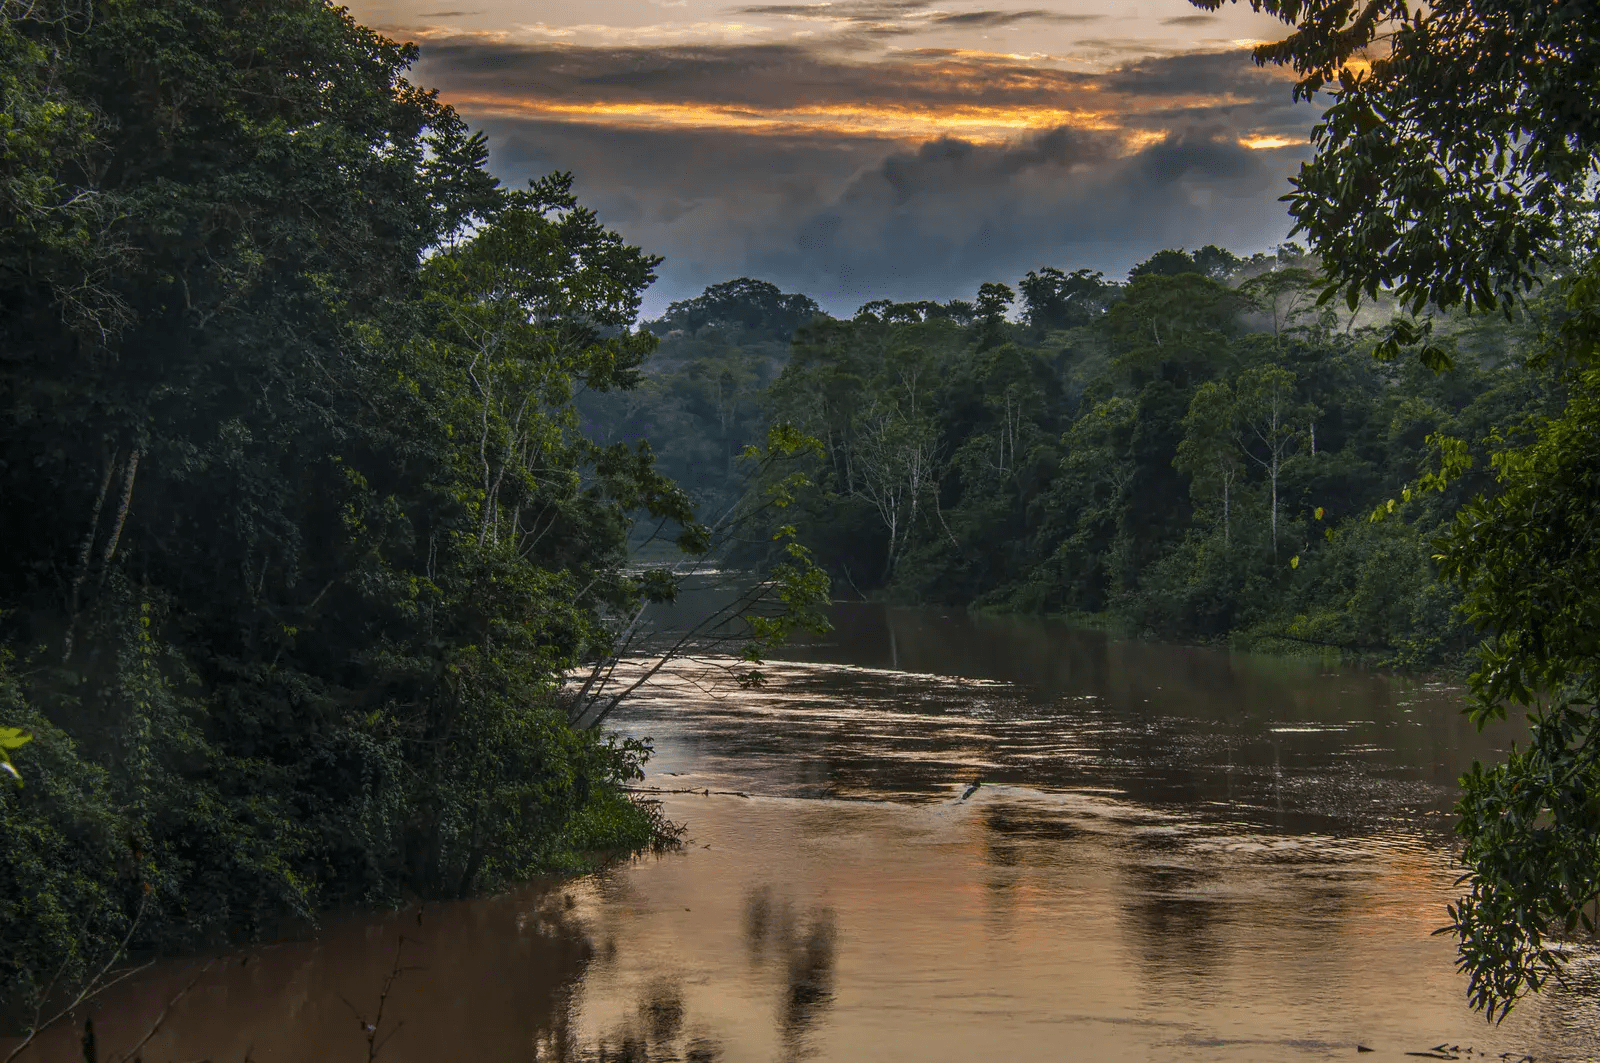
[[0, 781, 674, 1055], [960, 598, 1477, 677]]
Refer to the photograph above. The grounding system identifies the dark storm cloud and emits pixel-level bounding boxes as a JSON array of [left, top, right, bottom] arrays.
[[927, 10, 1105, 27], [410, 40, 1316, 314], [745, 125, 1307, 309], [415, 36, 1296, 119], [734, 1, 1102, 30], [1162, 13, 1221, 25], [1099, 50, 1300, 117], [415, 38, 1111, 119]]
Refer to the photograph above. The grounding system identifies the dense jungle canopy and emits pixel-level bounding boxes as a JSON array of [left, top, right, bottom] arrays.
[[591, 256, 1548, 665], [0, 0, 718, 1016]]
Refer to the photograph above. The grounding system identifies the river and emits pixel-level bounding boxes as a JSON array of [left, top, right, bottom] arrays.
[[8, 605, 1600, 1062]]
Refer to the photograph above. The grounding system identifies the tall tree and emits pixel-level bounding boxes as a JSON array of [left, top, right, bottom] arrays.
[[1174, 382, 1245, 544], [1235, 365, 1310, 560], [1019, 266, 1112, 331], [975, 281, 1015, 349]]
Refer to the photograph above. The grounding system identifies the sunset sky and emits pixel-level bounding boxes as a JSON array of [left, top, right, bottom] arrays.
[[347, 0, 1320, 315]]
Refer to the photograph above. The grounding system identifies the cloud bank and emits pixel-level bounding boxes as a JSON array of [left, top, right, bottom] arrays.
[[410, 37, 1317, 314]]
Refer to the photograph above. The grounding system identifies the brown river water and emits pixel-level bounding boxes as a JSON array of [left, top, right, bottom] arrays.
[[9, 605, 1600, 1062]]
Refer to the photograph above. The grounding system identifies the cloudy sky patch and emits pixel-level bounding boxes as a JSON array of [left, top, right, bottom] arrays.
[[350, 0, 1317, 314]]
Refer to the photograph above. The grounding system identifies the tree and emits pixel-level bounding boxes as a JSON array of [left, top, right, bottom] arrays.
[[655, 278, 821, 341], [1240, 267, 1321, 339], [420, 177, 672, 554], [853, 407, 939, 580], [1433, 369, 1600, 1018], [1191, 0, 1598, 317], [0, 0, 812, 1017], [1236, 365, 1311, 560], [1105, 272, 1239, 386], [1174, 382, 1244, 543], [1192, 245, 1241, 280], [1054, 395, 1140, 601], [975, 281, 1015, 349], [2, 0, 518, 1008], [1019, 266, 1112, 331], [1129, 248, 1200, 279], [1194, 0, 1600, 1018]]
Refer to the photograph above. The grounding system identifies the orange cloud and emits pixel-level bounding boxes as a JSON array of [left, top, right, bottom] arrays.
[[411, 37, 1316, 164], [447, 93, 1147, 145], [1238, 133, 1304, 150]]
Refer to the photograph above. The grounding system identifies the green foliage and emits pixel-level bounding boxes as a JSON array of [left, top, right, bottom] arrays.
[[1190, 0, 1600, 1020], [1192, 0, 1598, 318], [580, 278, 816, 519], [0, 724, 28, 786], [655, 277, 821, 341], [748, 257, 1536, 667], [604, 246, 1590, 1029], [1434, 368, 1600, 1016], [0, 0, 764, 1021], [1174, 380, 1243, 542], [1018, 267, 1112, 332]]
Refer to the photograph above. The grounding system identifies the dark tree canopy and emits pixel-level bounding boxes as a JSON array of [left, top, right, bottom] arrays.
[[1129, 248, 1202, 280], [0, 0, 724, 1016], [655, 277, 822, 341], [1195, 0, 1600, 313], [1019, 266, 1114, 331], [1192, 245, 1242, 280]]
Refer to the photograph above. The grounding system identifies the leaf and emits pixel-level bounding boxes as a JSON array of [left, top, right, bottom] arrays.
[[1289, 556, 1300, 569], [1314, 506, 1324, 521], [1419, 344, 1457, 374], [0, 727, 29, 788]]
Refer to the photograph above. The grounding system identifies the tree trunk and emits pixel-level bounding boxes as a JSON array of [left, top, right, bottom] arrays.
[[1269, 452, 1278, 561], [884, 510, 898, 581], [63, 452, 118, 661], [1222, 474, 1231, 545], [98, 448, 140, 582]]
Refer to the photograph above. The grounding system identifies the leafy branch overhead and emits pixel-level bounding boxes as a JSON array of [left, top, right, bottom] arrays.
[[1194, 0, 1600, 317], [1199, 0, 1600, 1021]]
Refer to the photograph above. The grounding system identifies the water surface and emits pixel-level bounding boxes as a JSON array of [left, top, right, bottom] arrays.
[[10, 606, 1599, 1062]]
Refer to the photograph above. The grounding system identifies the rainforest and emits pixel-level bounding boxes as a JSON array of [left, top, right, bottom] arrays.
[[5, 0, 1600, 1058]]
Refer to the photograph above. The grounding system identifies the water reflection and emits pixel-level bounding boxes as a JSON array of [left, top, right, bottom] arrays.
[[558, 979, 719, 1063], [630, 606, 1515, 837], [742, 889, 836, 1060]]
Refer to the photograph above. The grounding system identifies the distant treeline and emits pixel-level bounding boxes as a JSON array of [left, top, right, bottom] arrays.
[[582, 248, 1557, 662]]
